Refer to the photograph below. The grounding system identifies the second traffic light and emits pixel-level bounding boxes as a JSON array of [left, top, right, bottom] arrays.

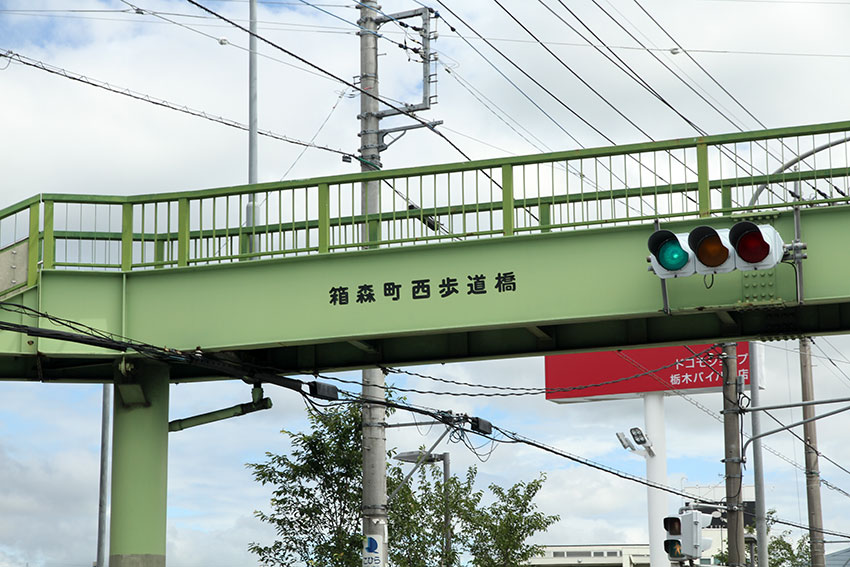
[[648, 221, 785, 279], [663, 511, 713, 562]]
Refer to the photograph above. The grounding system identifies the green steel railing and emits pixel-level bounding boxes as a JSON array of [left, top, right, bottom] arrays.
[[3, 120, 850, 294]]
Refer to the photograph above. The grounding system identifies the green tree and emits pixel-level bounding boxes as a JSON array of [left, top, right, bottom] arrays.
[[387, 462, 481, 567], [463, 475, 558, 567], [247, 402, 558, 567], [247, 402, 363, 567]]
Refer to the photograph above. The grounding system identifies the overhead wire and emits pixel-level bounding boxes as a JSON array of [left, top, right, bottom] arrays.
[[431, 0, 621, 147], [616, 345, 850, 501], [613, 0, 833, 201], [423, 1, 672, 215], [183, 0, 476, 162], [5, 300, 849, 532], [0, 50, 362, 162]]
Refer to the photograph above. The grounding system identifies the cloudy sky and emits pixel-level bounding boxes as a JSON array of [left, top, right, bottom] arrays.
[[2, 1, 850, 566]]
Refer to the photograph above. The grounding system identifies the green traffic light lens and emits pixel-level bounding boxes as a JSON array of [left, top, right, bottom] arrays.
[[658, 239, 688, 271]]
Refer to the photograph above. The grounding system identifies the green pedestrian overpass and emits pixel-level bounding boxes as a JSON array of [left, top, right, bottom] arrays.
[[3, 120, 850, 566]]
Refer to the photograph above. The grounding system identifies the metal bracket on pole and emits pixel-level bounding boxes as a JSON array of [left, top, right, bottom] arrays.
[[168, 385, 272, 432], [375, 7, 437, 118], [388, 426, 451, 503], [378, 120, 443, 152], [741, 401, 850, 459]]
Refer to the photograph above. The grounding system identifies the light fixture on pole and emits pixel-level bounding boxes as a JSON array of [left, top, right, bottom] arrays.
[[616, 426, 656, 458], [394, 450, 452, 567]]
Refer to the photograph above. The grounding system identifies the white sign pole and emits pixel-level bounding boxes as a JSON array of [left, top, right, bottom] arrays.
[[645, 392, 668, 567]]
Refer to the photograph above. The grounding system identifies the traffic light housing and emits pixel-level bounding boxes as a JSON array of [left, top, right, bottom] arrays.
[[663, 515, 685, 560], [648, 222, 785, 279], [663, 511, 713, 562]]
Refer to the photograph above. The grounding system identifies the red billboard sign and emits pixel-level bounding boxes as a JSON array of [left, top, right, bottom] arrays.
[[545, 343, 750, 402]]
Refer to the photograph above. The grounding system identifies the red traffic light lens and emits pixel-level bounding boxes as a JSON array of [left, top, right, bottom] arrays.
[[730, 221, 770, 264], [663, 516, 682, 535], [688, 226, 729, 268]]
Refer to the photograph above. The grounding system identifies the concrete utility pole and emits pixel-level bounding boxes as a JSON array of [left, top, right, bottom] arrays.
[[359, 1, 388, 565], [722, 343, 745, 567], [95, 384, 111, 567], [799, 337, 825, 567]]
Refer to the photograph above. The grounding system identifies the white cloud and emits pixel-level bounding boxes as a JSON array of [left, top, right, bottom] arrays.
[[2, 0, 850, 564]]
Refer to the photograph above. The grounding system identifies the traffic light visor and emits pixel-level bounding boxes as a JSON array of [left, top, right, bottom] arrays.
[[730, 221, 771, 264], [688, 226, 729, 268], [663, 516, 682, 535], [648, 230, 689, 271]]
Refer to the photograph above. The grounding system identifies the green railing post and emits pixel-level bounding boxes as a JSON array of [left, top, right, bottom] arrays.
[[502, 164, 514, 236], [42, 200, 55, 270], [26, 202, 40, 287], [539, 202, 551, 233], [319, 183, 330, 253], [177, 198, 189, 267], [154, 241, 165, 269], [121, 203, 133, 272], [697, 142, 710, 217]]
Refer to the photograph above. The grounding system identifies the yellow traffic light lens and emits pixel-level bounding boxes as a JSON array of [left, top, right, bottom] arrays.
[[696, 234, 729, 267]]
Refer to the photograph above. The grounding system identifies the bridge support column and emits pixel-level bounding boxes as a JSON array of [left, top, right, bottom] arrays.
[[109, 361, 170, 567]]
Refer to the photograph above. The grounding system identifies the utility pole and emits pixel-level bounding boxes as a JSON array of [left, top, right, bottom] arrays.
[[245, 0, 259, 255], [722, 343, 745, 567], [357, 4, 438, 562], [359, 1, 387, 565], [95, 384, 111, 567], [749, 342, 769, 567], [799, 337, 825, 567]]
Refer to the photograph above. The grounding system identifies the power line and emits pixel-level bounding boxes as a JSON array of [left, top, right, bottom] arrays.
[[630, 0, 762, 131], [492, 0, 655, 141], [431, 0, 617, 147], [183, 0, 475, 162], [0, 50, 361, 161], [418, 2, 585, 149], [619, 346, 850, 502]]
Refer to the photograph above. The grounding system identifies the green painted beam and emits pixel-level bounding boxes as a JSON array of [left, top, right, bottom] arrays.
[[0, 204, 841, 380]]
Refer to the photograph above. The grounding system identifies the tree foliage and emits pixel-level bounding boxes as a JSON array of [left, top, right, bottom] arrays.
[[247, 402, 363, 567], [713, 510, 810, 567], [247, 402, 558, 567], [463, 476, 556, 567]]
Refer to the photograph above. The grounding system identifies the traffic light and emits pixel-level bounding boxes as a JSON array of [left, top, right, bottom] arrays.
[[663, 515, 686, 561], [663, 511, 713, 562], [648, 222, 785, 279]]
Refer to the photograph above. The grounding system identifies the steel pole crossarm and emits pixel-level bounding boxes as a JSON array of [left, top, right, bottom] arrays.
[[379, 121, 444, 151], [743, 395, 850, 413], [374, 6, 430, 24], [168, 396, 272, 432], [386, 420, 445, 428], [742, 403, 850, 458]]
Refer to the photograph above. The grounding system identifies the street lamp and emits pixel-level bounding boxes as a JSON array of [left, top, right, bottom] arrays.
[[395, 450, 452, 566], [616, 426, 655, 458]]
